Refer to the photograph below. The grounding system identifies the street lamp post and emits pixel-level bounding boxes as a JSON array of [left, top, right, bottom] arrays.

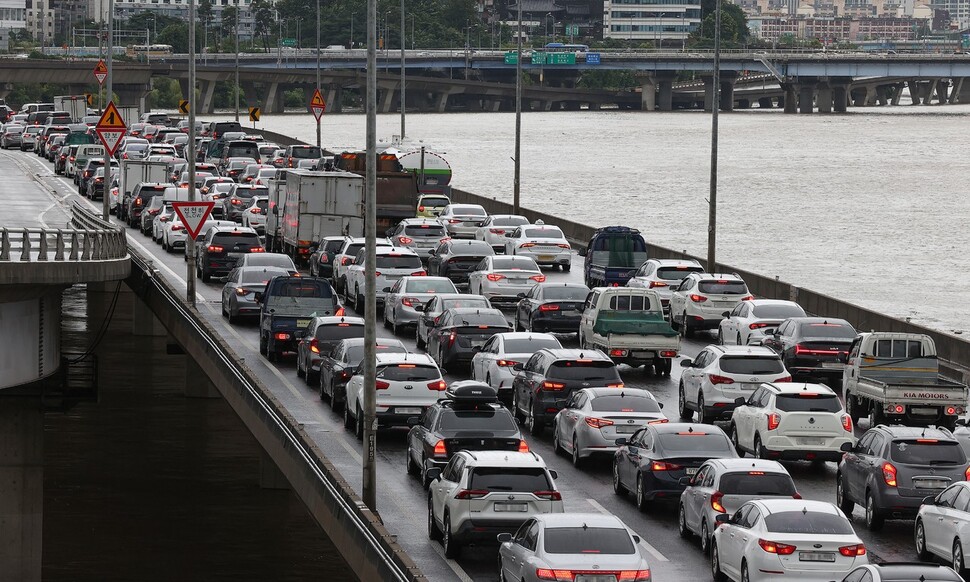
[[707, 0, 722, 273], [316, 0, 321, 148], [234, 4, 239, 122], [362, 0, 378, 513], [400, 0, 406, 140], [513, 0, 522, 214]]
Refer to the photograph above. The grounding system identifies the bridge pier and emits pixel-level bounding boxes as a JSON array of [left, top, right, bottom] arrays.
[[185, 356, 219, 398], [875, 85, 890, 106], [264, 82, 284, 114], [434, 90, 451, 113], [0, 396, 43, 582], [115, 84, 150, 115], [890, 82, 904, 105], [259, 449, 291, 490], [783, 85, 797, 113], [324, 87, 342, 113], [816, 84, 832, 113], [758, 97, 773, 108], [702, 74, 736, 112], [908, 79, 923, 105], [833, 85, 849, 112], [380, 87, 396, 113], [132, 292, 166, 337], [640, 76, 656, 111], [657, 74, 675, 111], [200, 79, 217, 114], [951, 78, 965, 104], [935, 79, 949, 104], [925, 79, 939, 104]]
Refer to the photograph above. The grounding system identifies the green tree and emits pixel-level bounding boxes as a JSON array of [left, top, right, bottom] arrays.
[[222, 4, 239, 36], [250, 0, 276, 51], [689, 0, 749, 48]]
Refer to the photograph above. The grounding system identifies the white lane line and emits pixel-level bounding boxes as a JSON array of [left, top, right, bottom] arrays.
[[586, 498, 670, 562]]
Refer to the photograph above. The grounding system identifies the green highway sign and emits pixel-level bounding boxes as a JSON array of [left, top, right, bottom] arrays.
[[531, 52, 576, 65], [281, 38, 297, 47], [504, 52, 518, 64]]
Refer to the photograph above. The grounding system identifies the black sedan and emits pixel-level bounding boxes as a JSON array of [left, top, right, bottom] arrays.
[[427, 239, 494, 287], [427, 307, 511, 372], [613, 423, 737, 511], [295, 316, 366, 385], [761, 317, 857, 386], [514, 282, 590, 333], [308, 236, 347, 278], [317, 337, 407, 411], [406, 382, 526, 487]]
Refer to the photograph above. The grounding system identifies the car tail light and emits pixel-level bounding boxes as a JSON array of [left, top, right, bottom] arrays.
[[542, 381, 565, 390], [417, 205, 425, 212], [792, 492, 802, 499], [341, 257, 352, 265], [659, 350, 678, 358], [248, 247, 265, 253], [947, 406, 958, 415], [617, 572, 651, 582], [448, 219, 461, 223], [234, 287, 252, 296], [650, 461, 681, 471], [148, 209, 160, 215], [606, 383, 624, 388], [530, 275, 546, 282], [486, 273, 506, 281], [397, 236, 413, 244], [585, 417, 614, 429], [427, 380, 446, 391], [767, 413, 780, 430], [539, 304, 560, 311], [249, 207, 261, 214], [647, 419, 668, 425], [749, 322, 771, 329], [557, 243, 570, 249], [375, 380, 390, 390], [497, 360, 519, 367], [520, 242, 536, 248], [410, 270, 426, 276], [794, 344, 841, 355], [839, 544, 866, 557], [158, 215, 169, 222], [883, 462, 897, 487], [454, 489, 489, 500], [448, 330, 457, 347], [649, 281, 668, 288], [741, 295, 754, 301], [689, 294, 707, 303], [708, 374, 734, 385], [274, 332, 290, 341], [841, 415, 852, 432], [231, 199, 241, 205], [401, 297, 418, 307], [775, 375, 792, 382], [965, 466, 970, 481], [171, 225, 183, 231], [609, 349, 628, 357], [207, 245, 224, 253], [711, 491, 726, 513], [759, 539, 796, 555], [309, 338, 320, 353], [533, 490, 562, 501], [489, 228, 505, 234], [433, 440, 447, 457]]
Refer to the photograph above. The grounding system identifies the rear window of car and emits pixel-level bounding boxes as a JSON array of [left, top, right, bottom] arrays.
[[542, 287, 588, 301], [468, 466, 550, 492], [324, 239, 346, 253], [452, 205, 486, 216], [698, 280, 748, 294], [453, 312, 510, 328], [345, 343, 407, 363], [442, 298, 490, 310], [591, 395, 661, 413], [491, 257, 538, 271], [242, 255, 292, 269], [240, 269, 288, 284], [376, 363, 440, 381], [548, 360, 620, 382], [376, 255, 423, 269], [314, 323, 365, 342], [717, 356, 784, 375], [657, 432, 734, 454], [890, 440, 966, 465], [608, 294, 653, 311], [764, 511, 854, 535], [419, 196, 449, 207], [343, 243, 365, 257], [232, 189, 259, 199], [255, 199, 269, 211], [438, 410, 517, 432], [492, 216, 529, 227], [524, 228, 564, 239], [404, 224, 445, 236], [291, 146, 322, 158], [271, 278, 334, 298], [211, 233, 261, 248], [774, 394, 842, 413], [752, 304, 805, 318], [404, 279, 456, 294], [503, 337, 562, 353], [797, 322, 857, 338], [543, 527, 635, 555], [451, 242, 493, 256], [718, 472, 796, 495]]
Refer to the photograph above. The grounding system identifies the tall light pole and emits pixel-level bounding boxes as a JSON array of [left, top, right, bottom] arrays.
[[400, 0, 405, 140], [234, 3, 240, 122], [362, 0, 378, 513], [187, 0, 198, 306], [707, 0, 722, 273], [316, 0, 321, 148], [102, 0, 113, 220], [513, 0, 522, 214]]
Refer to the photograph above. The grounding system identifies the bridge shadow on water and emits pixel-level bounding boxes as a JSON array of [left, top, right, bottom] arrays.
[[42, 285, 355, 581]]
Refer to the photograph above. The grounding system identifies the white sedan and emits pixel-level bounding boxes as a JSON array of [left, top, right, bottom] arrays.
[[504, 223, 571, 271], [467, 255, 545, 304], [474, 214, 529, 252], [718, 299, 807, 346], [162, 217, 236, 254], [712, 499, 867, 582], [470, 332, 562, 405], [915, 481, 970, 576], [241, 196, 269, 233]]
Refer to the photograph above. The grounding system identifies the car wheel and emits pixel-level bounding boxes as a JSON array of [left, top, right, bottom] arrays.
[[915, 519, 931, 560], [836, 472, 854, 514], [319, 376, 329, 401], [526, 402, 543, 436], [741, 560, 751, 582], [869, 404, 884, 429], [700, 519, 711, 555], [305, 367, 318, 387], [415, 327, 425, 350], [343, 400, 354, 429], [526, 316, 534, 333], [737, 333, 743, 346], [391, 316, 399, 337], [711, 541, 726, 582], [678, 503, 690, 538], [754, 435, 766, 459], [427, 496, 442, 541], [355, 287, 364, 312], [731, 424, 744, 457], [717, 329, 724, 345], [406, 443, 420, 476], [552, 424, 563, 455], [354, 405, 364, 440], [259, 333, 267, 355], [678, 383, 693, 421], [571, 435, 583, 469], [865, 491, 885, 530], [612, 460, 626, 495], [443, 513, 460, 559], [296, 355, 305, 378], [698, 392, 711, 424], [227, 304, 236, 325], [955, 539, 968, 578], [846, 394, 862, 423], [437, 346, 448, 373], [512, 391, 525, 423], [635, 474, 648, 512], [201, 266, 211, 283], [681, 313, 693, 338]]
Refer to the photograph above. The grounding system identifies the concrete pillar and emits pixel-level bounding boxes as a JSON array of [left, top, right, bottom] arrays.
[[852, 87, 867, 107], [703, 77, 714, 112], [133, 295, 166, 337], [177, 78, 191, 102], [719, 78, 735, 111], [184, 356, 219, 398], [638, 74, 656, 111], [263, 82, 280, 115], [909, 79, 922, 105], [324, 87, 343, 113], [833, 85, 849, 113], [798, 83, 815, 113], [380, 88, 396, 113], [875, 85, 889, 106], [936, 79, 949, 104], [658, 79, 674, 111], [434, 91, 450, 113], [758, 97, 773, 108], [259, 449, 290, 490], [200, 79, 217, 115], [890, 82, 904, 105], [0, 397, 43, 582], [926, 79, 939, 105], [783, 85, 797, 114], [817, 84, 833, 113], [588, 102, 601, 111], [951, 78, 965, 104]]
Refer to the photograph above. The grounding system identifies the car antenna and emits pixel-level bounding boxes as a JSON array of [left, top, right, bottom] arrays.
[[582, 522, 588, 530], [802, 507, 808, 515], [688, 426, 694, 433]]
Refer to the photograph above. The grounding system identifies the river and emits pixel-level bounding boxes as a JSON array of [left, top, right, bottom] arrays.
[[204, 106, 970, 334]]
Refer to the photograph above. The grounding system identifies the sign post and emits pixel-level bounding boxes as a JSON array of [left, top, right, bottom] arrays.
[[93, 59, 107, 112], [310, 88, 326, 125], [95, 102, 127, 220]]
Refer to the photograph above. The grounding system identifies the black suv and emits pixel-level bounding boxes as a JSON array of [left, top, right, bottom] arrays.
[[837, 424, 970, 530], [427, 239, 494, 287], [426, 307, 511, 372], [126, 183, 169, 229], [511, 349, 622, 436], [762, 317, 857, 386], [406, 382, 526, 487], [196, 226, 264, 282]]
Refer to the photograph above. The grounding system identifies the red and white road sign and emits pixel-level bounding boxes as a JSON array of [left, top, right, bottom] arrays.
[[94, 60, 108, 86], [171, 201, 216, 240], [310, 88, 326, 121], [95, 102, 127, 156]]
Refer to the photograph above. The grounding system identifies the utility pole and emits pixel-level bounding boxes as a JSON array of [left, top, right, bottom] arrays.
[[707, 0, 721, 273], [362, 0, 378, 513], [187, 0, 198, 306], [400, 0, 406, 140], [234, 7, 240, 122], [102, 0, 113, 221], [316, 0, 321, 148], [513, 0, 522, 214]]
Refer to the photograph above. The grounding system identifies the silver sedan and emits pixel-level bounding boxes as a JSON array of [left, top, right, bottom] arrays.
[[467, 255, 545, 305], [220, 266, 291, 323], [382, 276, 458, 335], [437, 203, 488, 238]]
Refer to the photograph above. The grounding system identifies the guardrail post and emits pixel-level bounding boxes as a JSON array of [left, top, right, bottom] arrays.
[[20, 230, 30, 261], [93, 233, 103, 260], [68, 231, 79, 260], [81, 231, 92, 260], [0, 228, 9, 261], [38, 230, 49, 261], [54, 230, 65, 261]]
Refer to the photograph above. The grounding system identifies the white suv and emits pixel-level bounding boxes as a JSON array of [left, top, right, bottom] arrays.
[[343, 353, 445, 438], [627, 258, 705, 317], [668, 272, 751, 338], [678, 345, 791, 424], [729, 382, 855, 462], [331, 236, 392, 297], [427, 450, 564, 559], [344, 246, 425, 310]]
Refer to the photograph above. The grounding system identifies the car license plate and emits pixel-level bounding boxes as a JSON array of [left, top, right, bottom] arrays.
[[799, 552, 835, 562], [494, 503, 528, 512], [741, 383, 760, 390], [615, 425, 639, 434], [821, 362, 844, 369], [396, 407, 422, 415], [799, 438, 824, 446], [685, 467, 698, 475], [914, 478, 948, 489], [296, 319, 311, 328], [538, 255, 555, 261], [912, 407, 937, 415], [576, 576, 615, 582]]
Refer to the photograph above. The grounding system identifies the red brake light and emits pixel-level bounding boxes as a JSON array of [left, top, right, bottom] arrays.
[[250, 207, 261, 214], [518, 440, 530, 453], [839, 544, 866, 557], [418, 205, 425, 212], [794, 344, 841, 355], [585, 417, 614, 429], [708, 374, 734, 385], [841, 415, 852, 432], [207, 245, 224, 253], [250, 247, 265, 253], [454, 489, 489, 500], [542, 381, 565, 390], [309, 338, 319, 353], [650, 461, 681, 471], [496, 360, 519, 367], [776, 376, 792, 382], [427, 380, 446, 391], [375, 380, 390, 390], [759, 539, 796, 555], [231, 199, 241, 205], [883, 462, 897, 487], [335, 307, 345, 316], [539, 304, 560, 311], [767, 413, 780, 430], [274, 332, 290, 341], [689, 294, 707, 303], [749, 322, 771, 329], [965, 466, 970, 481], [411, 270, 427, 276], [341, 257, 352, 265], [711, 491, 726, 513], [489, 228, 505, 234], [533, 490, 561, 501], [448, 219, 461, 223], [486, 273, 506, 282], [397, 236, 413, 244], [171, 225, 183, 231], [649, 281, 668, 288], [741, 295, 754, 301], [609, 349, 628, 357], [433, 440, 447, 457], [530, 274, 546, 283]]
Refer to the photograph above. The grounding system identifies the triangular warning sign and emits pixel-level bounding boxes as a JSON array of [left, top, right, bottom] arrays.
[[171, 202, 216, 240], [310, 88, 326, 120], [93, 60, 108, 85], [97, 102, 127, 130]]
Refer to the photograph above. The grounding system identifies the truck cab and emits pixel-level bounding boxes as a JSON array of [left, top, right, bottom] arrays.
[[258, 276, 339, 362], [581, 226, 648, 288]]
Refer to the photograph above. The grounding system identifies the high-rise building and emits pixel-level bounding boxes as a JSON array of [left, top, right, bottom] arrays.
[[603, 0, 700, 43]]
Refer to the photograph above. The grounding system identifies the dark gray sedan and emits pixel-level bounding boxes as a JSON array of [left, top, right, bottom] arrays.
[[220, 266, 290, 323]]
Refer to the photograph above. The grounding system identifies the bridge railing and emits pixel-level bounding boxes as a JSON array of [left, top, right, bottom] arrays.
[[0, 202, 128, 262]]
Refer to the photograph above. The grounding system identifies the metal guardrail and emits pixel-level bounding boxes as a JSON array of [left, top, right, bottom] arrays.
[[0, 203, 127, 263]]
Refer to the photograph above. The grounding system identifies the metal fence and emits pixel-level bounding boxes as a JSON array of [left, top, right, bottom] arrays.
[[0, 203, 128, 263]]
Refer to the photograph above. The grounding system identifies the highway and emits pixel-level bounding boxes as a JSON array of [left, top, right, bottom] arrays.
[[9, 149, 923, 581]]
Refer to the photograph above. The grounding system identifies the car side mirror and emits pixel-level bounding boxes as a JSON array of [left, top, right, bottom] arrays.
[[406, 416, 420, 426], [679, 476, 692, 485], [413, 304, 424, 312], [496, 533, 512, 543], [840, 442, 854, 452], [735, 397, 746, 406], [427, 249, 435, 256], [309, 243, 319, 251], [922, 495, 938, 506], [512, 363, 524, 372], [715, 514, 731, 524], [272, 206, 278, 215], [615, 437, 628, 446], [385, 228, 394, 237], [680, 359, 691, 368], [472, 345, 482, 352], [517, 292, 527, 299], [549, 470, 558, 480], [253, 292, 263, 303], [426, 468, 442, 481], [432, 211, 441, 217], [721, 311, 730, 317], [631, 535, 640, 544], [504, 233, 512, 237]]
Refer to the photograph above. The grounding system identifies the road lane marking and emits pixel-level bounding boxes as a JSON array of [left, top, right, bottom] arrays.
[[585, 498, 670, 562]]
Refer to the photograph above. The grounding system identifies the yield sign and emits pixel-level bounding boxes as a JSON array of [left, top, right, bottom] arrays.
[[93, 60, 108, 86], [310, 88, 326, 121], [171, 201, 215, 240], [95, 101, 127, 156]]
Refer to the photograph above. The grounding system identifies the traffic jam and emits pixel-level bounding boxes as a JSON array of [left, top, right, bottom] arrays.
[[11, 109, 970, 582]]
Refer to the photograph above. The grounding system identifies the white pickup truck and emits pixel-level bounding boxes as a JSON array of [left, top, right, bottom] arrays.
[[578, 287, 680, 375], [843, 332, 968, 429]]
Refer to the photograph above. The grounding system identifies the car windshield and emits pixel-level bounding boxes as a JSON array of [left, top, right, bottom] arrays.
[[503, 338, 562, 353], [405, 279, 456, 293], [543, 527, 636, 555], [291, 146, 322, 158], [548, 360, 619, 382], [438, 410, 517, 431], [890, 440, 967, 465], [718, 472, 796, 495], [764, 511, 854, 535], [376, 255, 423, 269], [450, 242, 493, 256], [698, 280, 748, 294], [314, 323, 365, 342], [541, 286, 589, 301], [752, 304, 806, 318], [404, 224, 445, 237], [774, 394, 842, 413], [467, 467, 550, 492], [271, 279, 334, 298], [798, 322, 857, 339], [240, 269, 288, 284], [718, 356, 784, 375], [590, 395, 661, 413], [657, 432, 734, 454], [524, 227, 564, 239], [454, 312, 509, 327], [491, 257, 538, 270], [376, 364, 439, 381], [452, 205, 486, 216]]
